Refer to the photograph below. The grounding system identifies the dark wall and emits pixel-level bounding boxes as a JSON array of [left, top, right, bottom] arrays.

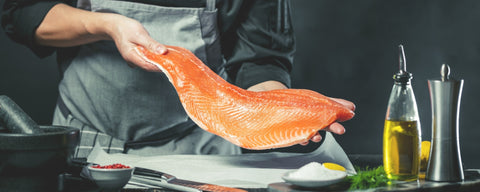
[[0, 3, 59, 124], [290, 0, 480, 169], [0, 0, 478, 168]]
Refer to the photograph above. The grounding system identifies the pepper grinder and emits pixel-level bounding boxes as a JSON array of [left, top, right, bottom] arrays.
[[426, 64, 464, 182]]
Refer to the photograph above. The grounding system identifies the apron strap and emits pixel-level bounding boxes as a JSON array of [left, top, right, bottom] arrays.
[[206, 0, 216, 11], [57, 95, 70, 119]]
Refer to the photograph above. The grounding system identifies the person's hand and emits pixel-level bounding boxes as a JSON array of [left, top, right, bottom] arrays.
[[104, 14, 167, 71], [35, 4, 167, 72], [247, 81, 356, 146], [300, 97, 355, 145]]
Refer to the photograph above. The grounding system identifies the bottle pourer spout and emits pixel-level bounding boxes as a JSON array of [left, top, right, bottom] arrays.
[[393, 44, 412, 83], [441, 64, 450, 81], [399, 44, 407, 74]]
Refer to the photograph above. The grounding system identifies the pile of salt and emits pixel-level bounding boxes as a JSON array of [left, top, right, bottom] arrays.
[[289, 162, 345, 180]]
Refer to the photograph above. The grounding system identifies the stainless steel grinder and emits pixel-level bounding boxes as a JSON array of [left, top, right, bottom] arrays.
[[426, 64, 464, 182]]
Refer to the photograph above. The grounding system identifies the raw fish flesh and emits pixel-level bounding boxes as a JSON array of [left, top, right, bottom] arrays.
[[135, 46, 354, 149]]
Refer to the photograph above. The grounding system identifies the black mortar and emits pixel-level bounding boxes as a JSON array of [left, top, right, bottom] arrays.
[[0, 96, 80, 191], [0, 126, 79, 191]]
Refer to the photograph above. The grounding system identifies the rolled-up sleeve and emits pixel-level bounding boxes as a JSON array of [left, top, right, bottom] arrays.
[[2, 0, 62, 58], [222, 0, 295, 89]]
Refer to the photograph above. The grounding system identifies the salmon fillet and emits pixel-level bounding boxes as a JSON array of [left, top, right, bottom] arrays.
[[135, 45, 355, 150]]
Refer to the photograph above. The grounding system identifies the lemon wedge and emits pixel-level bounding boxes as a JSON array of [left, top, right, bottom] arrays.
[[420, 141, 431, 171], [323, 162, 346, 172]]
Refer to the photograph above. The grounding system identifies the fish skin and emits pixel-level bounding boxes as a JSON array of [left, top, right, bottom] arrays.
[[135, 45, 355, 150]]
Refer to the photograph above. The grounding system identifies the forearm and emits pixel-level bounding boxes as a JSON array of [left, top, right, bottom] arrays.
[[34, 3, 166, 71], [34, 3, 114, 47]]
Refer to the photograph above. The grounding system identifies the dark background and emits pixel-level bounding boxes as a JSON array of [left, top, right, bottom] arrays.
[[1, 0, 479, 168]]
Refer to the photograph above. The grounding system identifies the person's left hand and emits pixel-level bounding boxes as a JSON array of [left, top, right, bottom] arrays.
[[104, 14, 168, 72], [247, 80, 356, 146]]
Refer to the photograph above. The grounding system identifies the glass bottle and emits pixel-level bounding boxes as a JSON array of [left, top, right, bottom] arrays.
[[383, 45, 421, 181]]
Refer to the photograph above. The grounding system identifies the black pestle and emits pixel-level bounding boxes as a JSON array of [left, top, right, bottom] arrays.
[[0, 95, 43, 134]]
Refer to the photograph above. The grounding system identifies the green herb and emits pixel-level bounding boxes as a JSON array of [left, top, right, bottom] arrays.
[[346, 166, 390, 190]]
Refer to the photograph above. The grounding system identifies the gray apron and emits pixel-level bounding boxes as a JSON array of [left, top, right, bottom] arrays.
[[53, 0, 241, 158]]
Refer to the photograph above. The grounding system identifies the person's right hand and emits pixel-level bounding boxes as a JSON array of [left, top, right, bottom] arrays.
[[104, 14, 167, 72]]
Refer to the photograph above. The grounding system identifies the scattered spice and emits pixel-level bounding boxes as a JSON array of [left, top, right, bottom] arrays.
[[91, 163, 131, 169]]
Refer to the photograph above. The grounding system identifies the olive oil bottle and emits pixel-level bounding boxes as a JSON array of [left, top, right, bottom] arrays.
[[383, 45, 421, 181]]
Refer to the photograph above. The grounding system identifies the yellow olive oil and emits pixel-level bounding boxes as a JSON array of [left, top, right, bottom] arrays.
[[384, 45, 422, 181], [383, 120, 421, 181]]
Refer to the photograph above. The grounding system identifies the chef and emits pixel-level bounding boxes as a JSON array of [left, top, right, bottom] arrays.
[[1, 0, 355, 159]]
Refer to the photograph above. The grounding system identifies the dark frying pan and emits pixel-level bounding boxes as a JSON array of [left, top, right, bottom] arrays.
[[0, 95, 79, 191]]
